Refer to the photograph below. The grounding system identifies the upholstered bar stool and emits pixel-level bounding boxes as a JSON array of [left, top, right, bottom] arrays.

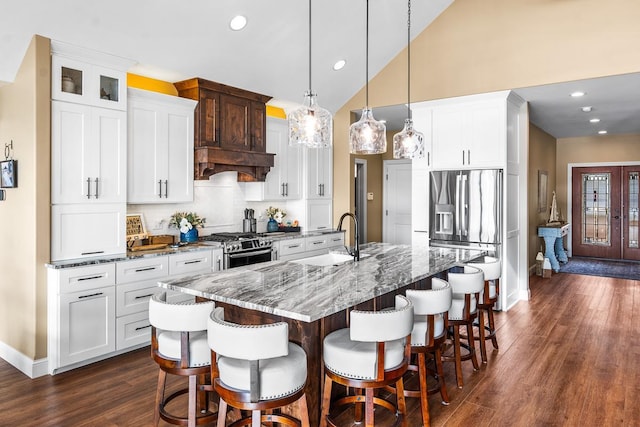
[[402, 278, 453, 427], [467, 256, 501, 363], [149, 292, 217, 427], [207, 307, 309, 427], [320, 295, 414, 427], [443, 265, 484, 388]]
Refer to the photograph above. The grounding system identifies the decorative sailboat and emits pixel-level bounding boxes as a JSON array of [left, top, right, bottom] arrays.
[[547, 190, 561, 224]]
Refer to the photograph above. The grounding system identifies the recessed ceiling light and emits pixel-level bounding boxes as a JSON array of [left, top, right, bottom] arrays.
[[229, 15, 247, 31], [333, 60, 346, 71], [589, 118, 600, 123], [598, 130, 608, 135], [571, 91, 586, 97], [581, 106, 592, 112]]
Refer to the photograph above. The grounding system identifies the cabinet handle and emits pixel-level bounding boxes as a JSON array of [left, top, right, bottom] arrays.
[[427, 152, 430, 166], [158, 180, 162, 198], [217, 259, 222, 271], [288, 244, 301, 249], [285, 183, 289, 196], [467, 149, 470, 164], [164, 180, 168, 198], [135, 267, 156, 272], [462, 150, 465, 165], [94, 177, 99, 199], [86, 177, 92, 199], [184, 260, 202, 265], [78, 292, 103, 300], [312, 241, 323, 245], [77, 275, 104, 282], [281, 183, 285, 197], [81, 251, 104, 256], [134, 293, 155, 299], [135, 325, 152, 331]]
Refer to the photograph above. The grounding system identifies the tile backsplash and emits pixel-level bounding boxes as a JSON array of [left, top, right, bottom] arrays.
[[128, 172, 303, 237]]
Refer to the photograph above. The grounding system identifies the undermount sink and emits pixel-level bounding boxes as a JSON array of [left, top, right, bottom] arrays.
[[291, 252, 370, 267]]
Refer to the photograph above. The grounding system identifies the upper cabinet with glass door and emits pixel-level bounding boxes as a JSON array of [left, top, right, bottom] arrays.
[[51, 41, 134, 111]]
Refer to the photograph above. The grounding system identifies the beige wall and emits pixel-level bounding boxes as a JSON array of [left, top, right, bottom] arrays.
[[556, 133, 640, 215], [0, 35, 51, 359], [333, 0, 640, 263], [528, 125, 557, 265]]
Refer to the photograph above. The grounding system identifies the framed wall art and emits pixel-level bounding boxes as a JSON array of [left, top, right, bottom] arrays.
[[538, 170, 548, 213], [0, 160, 17, 188]]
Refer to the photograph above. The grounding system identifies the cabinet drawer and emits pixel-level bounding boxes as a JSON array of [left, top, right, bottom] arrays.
[[279, 238, 306, 256], [58, 263, 116, 293], [169, 250, 213, 276], [116, 257, 168, 284], [116, 311, 152, 350], [328, 233, 345, 248], [116, 281, 163, 317], [305, 236, 328, 251]]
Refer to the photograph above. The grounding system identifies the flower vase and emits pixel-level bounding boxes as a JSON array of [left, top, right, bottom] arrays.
[[180, 228, 199, 243], [267, 218, 279, 232]]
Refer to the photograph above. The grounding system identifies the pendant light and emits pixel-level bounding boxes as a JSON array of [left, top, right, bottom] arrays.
[[393, 0, 424, 159], [289, 0, 333, 148], [349, 0, 387, 155]]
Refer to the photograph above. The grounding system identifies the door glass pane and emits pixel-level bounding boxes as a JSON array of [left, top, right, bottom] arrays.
[[582, 173, 610, 246], [100, 75, 119, 102], [629, 172, 639, 248], [61, 66, 82, 95]]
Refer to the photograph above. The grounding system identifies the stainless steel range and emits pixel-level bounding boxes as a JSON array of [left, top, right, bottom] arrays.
[[200, 232, 274, 269]]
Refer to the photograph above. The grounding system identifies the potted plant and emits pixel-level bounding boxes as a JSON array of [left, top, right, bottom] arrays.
[[265, 206, 286, 232], [169, 211, 206, 243]]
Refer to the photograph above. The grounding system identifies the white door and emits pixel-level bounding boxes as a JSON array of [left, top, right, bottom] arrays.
[[383, 160, 413, 244]]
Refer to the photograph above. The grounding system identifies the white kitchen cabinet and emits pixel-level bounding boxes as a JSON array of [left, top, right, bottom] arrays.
[[278, 238, 307, 261], [305, 146, 332, 199], [431, 96, 506, 170], [306, 199, 333, 231], [51, 101, 126, 204], [51, 203, 126, 261], [410, 106, 432, 245], [127, 88, 197, 203], [51, 42, 131, 111], [243, 117, 301, 201], [48, 264, 117, 373]]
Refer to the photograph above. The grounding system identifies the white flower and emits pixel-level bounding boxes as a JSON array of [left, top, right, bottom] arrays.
[[179, 218, 193, 233], [274, 211, 284, 223]]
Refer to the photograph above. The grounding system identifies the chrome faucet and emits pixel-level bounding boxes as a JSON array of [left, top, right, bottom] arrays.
[[337, 212, 360, 261]]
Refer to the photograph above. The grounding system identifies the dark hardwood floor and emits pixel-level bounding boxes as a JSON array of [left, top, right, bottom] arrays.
[[2, 272, 639, 426]]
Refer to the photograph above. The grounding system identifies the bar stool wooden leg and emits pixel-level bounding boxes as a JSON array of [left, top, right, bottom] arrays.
[[418, 353, 430, 427], [477, 308, 488, 363]]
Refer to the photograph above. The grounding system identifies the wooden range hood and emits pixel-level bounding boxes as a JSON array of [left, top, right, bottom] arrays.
[[174, 78, 275, 182]]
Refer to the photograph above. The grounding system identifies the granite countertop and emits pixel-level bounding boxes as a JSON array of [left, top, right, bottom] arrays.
[[45, 230, 345, 269], [159, 242, 485, 323]]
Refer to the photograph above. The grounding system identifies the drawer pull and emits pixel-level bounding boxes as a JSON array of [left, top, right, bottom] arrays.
[[184, 260, 202, 265], [81, 251, 105, 256], [312, 241, 323, 245], [78, 292, 103, 299], [134, 267, 156, 272], [135, 325, 152, 331], [288, 244, 301, 249], [77, 275, 104, 282], [134, 293, 155, 300]]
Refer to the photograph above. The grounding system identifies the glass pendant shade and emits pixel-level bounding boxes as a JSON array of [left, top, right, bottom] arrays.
[[349, 107, 387, 154], [393, 118, 424, 159], [289, 91, 333, 148]]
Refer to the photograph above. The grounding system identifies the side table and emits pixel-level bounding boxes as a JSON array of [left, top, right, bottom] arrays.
[[537, 223, 570, 272]]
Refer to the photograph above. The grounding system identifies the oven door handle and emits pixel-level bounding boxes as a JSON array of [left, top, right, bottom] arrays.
[[227, 249, 273, 259]]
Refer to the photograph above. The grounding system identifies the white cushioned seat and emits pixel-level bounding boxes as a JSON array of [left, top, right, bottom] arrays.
[[324, 329, 406, 379], [217, 342, 306, 400], [156, 330, 210, 367], [448, 265, 484, 321]]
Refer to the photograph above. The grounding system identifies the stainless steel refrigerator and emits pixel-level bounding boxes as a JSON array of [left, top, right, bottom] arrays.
[[430, 169, 503, 251]]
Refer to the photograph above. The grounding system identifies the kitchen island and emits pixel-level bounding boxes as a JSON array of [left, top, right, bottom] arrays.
[[159, 242, 484, 426]]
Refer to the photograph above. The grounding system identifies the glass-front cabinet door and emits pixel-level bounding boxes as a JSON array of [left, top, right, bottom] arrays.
[[52, 55, 126, 110]]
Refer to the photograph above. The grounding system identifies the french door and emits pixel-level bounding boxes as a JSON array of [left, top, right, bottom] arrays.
[[572, 165, 640, 260]]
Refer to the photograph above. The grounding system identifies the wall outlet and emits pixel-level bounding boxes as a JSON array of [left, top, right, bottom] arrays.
[[367, 192, 374, 201]]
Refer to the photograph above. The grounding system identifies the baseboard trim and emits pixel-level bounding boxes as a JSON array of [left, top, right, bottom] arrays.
[[0, 340, 48, 378]]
